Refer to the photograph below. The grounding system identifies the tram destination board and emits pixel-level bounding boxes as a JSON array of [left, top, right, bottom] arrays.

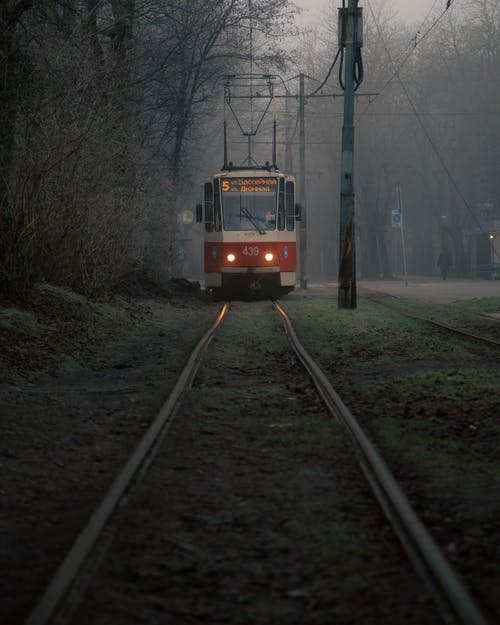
[[221, 178, 278, 193]]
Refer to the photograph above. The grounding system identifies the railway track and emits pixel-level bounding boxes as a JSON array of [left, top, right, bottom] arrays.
[[362, 290, 500, 348], [25, 301, 491, 625], [274, 302, 490, 625]]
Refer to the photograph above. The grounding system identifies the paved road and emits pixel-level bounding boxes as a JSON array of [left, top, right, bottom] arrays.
[[305, 277, 500, 304], [358, 277, 500, 304]]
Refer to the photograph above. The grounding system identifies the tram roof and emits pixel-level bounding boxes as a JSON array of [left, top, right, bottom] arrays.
[[212, 168, 294, 180]]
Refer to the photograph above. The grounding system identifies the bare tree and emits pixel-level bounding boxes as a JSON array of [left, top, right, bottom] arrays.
[[308, 0, 500, 278], [132, 0, 297, 280], [0, 0, 298, 296]]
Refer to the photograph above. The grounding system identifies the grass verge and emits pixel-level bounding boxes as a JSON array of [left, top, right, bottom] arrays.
[[0, 282, 216, 381]]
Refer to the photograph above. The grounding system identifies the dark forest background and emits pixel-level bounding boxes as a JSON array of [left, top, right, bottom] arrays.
[[1, 0, 499, 296]]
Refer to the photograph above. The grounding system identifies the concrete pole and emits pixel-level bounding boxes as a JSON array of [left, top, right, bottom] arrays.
[[299, 73, 307, 289], [338, 0, 358, 309], [284, 88, 293, 173], [396, 185, 408, 286]]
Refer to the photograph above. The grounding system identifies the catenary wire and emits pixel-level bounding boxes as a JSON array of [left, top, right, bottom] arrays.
[[363, 0, 455, 106], [361, 0, 499, 256]]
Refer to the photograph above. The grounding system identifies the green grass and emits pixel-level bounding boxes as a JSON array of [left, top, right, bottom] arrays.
[[374, 295, 500, 341], [0, 282, 217, 380], [283, 295, 488, 365], [280, 291, 500, 509], [136, 384, 172, 413], [0, 307, 43, 333]]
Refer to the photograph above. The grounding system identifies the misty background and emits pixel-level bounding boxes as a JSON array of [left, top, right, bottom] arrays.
[[1, 0, 499, 297]]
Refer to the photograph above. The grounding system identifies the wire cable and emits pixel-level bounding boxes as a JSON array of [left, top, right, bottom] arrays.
[[362, 0, 500, 259], [410, 0, 441, 49], [337, 1, 364, 93], [364, 0, 454, 106], [309, 47, 342, 96]]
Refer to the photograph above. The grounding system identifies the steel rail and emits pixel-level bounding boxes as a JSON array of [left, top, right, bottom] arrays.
[[274, 301, 490, 625], [364, 291, 500, 348], [24, 304, 230, 625]]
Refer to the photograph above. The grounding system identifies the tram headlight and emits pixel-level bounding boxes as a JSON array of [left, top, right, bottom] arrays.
[[265, 252, 274, 262], [227, 253, 236, 262]]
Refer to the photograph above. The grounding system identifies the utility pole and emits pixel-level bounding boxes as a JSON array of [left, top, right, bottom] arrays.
[[284, 87, 293, 173], [299, 73, 307, 289], [395, 185, 408, 286], [338, 0, 361, 309]]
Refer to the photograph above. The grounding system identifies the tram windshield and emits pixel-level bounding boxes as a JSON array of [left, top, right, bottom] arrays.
[[221, 178, 278, 232], [222, 193, 277, 232]]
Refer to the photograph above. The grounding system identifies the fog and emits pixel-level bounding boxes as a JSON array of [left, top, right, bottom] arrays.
[[295, 1, 441, 26], [3, 1, 498, 297], [193, 0, 499, 283]]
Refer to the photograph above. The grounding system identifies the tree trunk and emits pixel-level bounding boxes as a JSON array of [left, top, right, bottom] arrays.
[[0, 2, 32, 207]]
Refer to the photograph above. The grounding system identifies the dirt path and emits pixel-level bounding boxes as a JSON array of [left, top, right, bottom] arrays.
[[1, 288, 218, 625]]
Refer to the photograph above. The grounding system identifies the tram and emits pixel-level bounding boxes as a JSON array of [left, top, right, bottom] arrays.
[[196, 166, 301, 298]]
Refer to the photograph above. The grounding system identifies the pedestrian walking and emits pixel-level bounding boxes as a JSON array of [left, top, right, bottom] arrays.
[[437, 247, 451, 280]]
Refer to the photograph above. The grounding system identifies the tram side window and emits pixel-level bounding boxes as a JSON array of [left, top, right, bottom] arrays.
[[214, 179, 222, 231], [204, 182, 213, 232], [286, 181, 295, 231], [278, 179, 285, 230]]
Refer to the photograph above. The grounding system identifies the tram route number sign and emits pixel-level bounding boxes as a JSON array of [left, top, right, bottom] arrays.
[[221, 178, 277, 193], [391, 210, 402, 228]]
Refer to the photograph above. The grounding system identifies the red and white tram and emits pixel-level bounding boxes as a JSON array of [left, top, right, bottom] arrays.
[[196, 167, 301, 297]]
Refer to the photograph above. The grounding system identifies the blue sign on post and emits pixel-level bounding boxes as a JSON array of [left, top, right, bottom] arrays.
[[391, 210, 402, 228]]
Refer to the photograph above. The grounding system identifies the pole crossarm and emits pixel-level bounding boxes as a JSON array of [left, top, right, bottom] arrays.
[[232, 92, 378, 99]]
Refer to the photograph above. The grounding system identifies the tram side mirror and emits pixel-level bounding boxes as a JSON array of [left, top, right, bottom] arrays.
[[295, 202, 302, 221], [195, 203, 203, 222]]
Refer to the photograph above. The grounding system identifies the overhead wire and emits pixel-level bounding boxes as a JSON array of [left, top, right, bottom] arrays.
[[419, 0, 442, 33], [309, 48, 342, 96], [364, 0, 453, 107], [362, 0, 498, 254], [309, 0, 364, 97], [289, 108, 301, 143]]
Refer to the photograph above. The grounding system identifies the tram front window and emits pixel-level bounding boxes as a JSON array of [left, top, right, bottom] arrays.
[[222, 192, 277, 231]]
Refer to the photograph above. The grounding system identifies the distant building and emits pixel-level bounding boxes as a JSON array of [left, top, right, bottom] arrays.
[[467, 220, 500, 279]]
